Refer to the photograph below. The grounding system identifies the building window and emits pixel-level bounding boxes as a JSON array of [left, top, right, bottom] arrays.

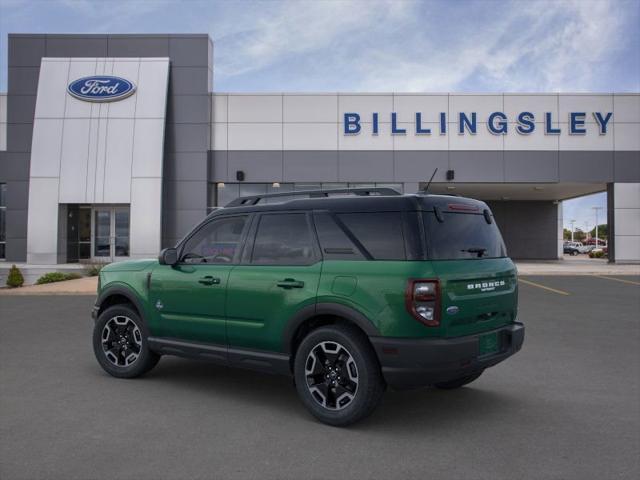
[[0, 183, 6, 259]]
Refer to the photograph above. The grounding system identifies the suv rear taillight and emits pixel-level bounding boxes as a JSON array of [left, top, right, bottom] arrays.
[[405, 279, 440, 327]]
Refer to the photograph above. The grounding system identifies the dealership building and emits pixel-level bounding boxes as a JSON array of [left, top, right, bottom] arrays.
[[0, 33, 638, 268]]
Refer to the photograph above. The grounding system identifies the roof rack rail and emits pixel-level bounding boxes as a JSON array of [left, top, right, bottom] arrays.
[[225, 187, 401, 207]]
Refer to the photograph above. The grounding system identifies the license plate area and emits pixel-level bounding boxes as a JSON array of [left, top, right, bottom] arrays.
[[478, 331, 499, 356]]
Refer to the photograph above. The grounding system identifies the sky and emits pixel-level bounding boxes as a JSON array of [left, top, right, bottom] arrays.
[[1, 0, 638, 227], [563, 191, 606, 234]]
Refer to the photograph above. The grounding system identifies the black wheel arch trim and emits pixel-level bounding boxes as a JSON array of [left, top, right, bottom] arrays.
[[282, 302, 380, 354], [94, 284, 147, 321]]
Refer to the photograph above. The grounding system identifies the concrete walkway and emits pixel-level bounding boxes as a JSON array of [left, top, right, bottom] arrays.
[[516, 258, 640, 276], [0, 276, 98, 295], [0, 257, 638, 295]]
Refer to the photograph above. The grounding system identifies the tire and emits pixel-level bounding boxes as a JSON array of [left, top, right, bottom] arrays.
[[93, 304, 160, 378], [572, 250, 579, 256], [294, 324, 385, 427], [434, 371, 483, 390]]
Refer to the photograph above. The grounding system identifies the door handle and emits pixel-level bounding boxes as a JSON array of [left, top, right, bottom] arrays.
[[198, 276, 221, 286], [276, 278, 305, 289]]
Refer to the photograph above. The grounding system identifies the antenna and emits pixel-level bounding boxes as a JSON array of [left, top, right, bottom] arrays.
[[423, 168, 438, 193]]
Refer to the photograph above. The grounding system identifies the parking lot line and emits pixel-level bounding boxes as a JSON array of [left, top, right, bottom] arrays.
[[592, 275, 640, 286], [518, 278, 570, 296]]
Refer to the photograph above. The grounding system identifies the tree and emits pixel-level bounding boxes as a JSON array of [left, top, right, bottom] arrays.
[[589, 224, 607, 239], [572, 228, 586, 242]]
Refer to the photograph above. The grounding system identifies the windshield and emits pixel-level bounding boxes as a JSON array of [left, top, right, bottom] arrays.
[[423, 211, 507, 260]]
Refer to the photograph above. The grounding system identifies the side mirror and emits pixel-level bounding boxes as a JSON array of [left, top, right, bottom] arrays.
[[159, 247, 178, 266]]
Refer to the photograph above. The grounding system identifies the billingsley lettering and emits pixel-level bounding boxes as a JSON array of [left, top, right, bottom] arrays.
[[343, 111, 613, 135]]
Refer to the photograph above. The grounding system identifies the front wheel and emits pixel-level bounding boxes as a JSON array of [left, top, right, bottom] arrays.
[[294, 325, 385, 427], [93, 304, 160, 378]]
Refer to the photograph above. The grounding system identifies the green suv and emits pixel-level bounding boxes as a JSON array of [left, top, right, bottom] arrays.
[[92, 188, 524, 426]]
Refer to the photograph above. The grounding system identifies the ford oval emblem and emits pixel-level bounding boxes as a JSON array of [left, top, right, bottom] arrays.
[[67, 76, 136, 102], [446, 306, 460, 315]]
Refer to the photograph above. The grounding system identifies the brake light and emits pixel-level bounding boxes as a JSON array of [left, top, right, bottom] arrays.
[[448, 203, 479, 212], [405, 279, 440, 327]]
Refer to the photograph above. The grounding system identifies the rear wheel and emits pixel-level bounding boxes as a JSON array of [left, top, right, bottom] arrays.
[[93, 304, 160, 378], [434, 371, 483, 390], [294, 325, 385, 427]]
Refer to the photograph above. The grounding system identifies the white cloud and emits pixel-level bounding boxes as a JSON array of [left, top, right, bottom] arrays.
[[56, 0, 174, 32], [213, 0, 412, 79], [479, 0, 627, 92], [1, 0, 635, 92], [347, 0, 629, 92], [213, 0, 635, 92]]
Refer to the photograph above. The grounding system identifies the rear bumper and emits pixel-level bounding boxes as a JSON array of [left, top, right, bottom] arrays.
[[370, 323, 524, 390]]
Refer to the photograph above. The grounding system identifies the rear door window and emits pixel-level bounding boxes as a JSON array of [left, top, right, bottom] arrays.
[[251, 213, 317, 265], [423, 212, 506, 260], [337, 212, 406, 260], [313, 212, 365, 260]]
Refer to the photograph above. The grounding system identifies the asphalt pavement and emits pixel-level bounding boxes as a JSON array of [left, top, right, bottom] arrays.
[[1, 275, 639, 480]]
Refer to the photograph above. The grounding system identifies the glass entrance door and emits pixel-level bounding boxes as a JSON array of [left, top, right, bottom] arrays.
[[92, 206, 130, 261], [113, 208, 130, 259], [66, 205, 92, 262]]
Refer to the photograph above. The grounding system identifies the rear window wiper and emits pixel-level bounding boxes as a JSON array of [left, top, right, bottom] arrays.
[[461, 247, 487, 258]]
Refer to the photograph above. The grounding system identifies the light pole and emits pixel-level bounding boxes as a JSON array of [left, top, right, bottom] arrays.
[[584, 221, 591, 242], [570, 219, 576, 242], [592, 206, 603, 247]]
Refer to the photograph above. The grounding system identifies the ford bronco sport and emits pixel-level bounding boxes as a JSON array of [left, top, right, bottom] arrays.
[[92, 188, 524, 426]]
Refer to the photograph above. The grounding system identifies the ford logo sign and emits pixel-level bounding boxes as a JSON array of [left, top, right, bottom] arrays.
[[67, 76, 136, 102]]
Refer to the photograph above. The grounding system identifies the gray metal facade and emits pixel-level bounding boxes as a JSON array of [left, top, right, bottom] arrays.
[[0, 33, 213, 261], [208, 150, 639, 184]]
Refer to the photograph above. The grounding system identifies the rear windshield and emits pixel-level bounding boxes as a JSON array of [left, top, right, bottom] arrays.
[[423, 212, 507, 260]]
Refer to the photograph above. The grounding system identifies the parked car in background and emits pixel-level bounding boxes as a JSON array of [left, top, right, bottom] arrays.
[[589, 246, 608, 258], [584, 238, 607, 246], [577, 244, 593, 254], [564, 242, 582, 256]]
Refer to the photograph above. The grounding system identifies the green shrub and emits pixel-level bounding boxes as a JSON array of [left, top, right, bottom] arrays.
[[85, 264, 105, 277], [36, 272, 82, 285], [6, 265, 25, 288], [589, 250, 606, 259]]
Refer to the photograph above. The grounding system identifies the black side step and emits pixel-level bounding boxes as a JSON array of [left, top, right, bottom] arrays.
[[148, 337, 291, 376]]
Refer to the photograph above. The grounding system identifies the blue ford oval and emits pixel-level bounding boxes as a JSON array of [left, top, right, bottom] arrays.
[[67, 76, 136, 102]]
